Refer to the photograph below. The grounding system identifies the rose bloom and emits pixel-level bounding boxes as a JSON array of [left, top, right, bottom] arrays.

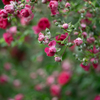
[[65, 2, 71, 8], [14, 94, 24, 100], [38, 32, 45, 42], [90, 58, 98, 69], [50, 84, 60, 96], [20, 17, 29, 26], [47, 76, 55, 85], [7, 26, 17, 35], [26, 0, 30, 2], [58, 71, 71, 85], [38, 17, 50, 30], [0, 9, 8, 18], [2, 0, 18, 5], [62, 23, 68, 29], [20, 7, 32, 18], [45, 46, 56, 56], [87, 37, 95, 44], [35, 84, 43, 91], [45, 40, 56, 57], [3, 33, 13, 45], [32, 25, 41, 34], [74, 38, 83, 46], [32, 17, 50, 34], [55, 57, 61, 62], [49, 1, 59, 15], [4, 62, 12, 71], [13, 79, 21, 88], [4, 4, 15, 14], [94, 95, 100, 100], [89, 46, 99, 54], [49, 1, 58, 9], [0, 17, 9, 29], [80, 18, 92, 25], [0, 74, 9, 84], [56, 33, 70, 45]]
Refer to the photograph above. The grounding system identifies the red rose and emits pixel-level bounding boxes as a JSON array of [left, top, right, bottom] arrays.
[[56, 33, 70, 45], [2, 0, 18, 5], [38, 17, 50, 30], [58, 71, 71, 85], [0, 17, 9, 29]]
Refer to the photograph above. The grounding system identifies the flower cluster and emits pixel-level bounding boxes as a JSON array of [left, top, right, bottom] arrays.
[[0, 0, 34, 45], [0, 0, 100, 74], [0, 0, 100, 99]]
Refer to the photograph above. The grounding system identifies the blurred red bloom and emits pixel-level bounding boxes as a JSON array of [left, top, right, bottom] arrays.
[[58, 71, 71, 85], [2, 0, 18, 5], [50, 84, 60, 96], [3, 33, 14, 45], [94, 95, 100, 100], [0, 17, 9, 29]]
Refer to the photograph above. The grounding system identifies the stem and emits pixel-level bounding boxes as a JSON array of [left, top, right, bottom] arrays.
[[61, 46, 67, 56]]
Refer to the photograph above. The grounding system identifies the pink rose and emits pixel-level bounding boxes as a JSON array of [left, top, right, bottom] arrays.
[[0, 9, 8, 18], [50, 84, 60, 96], [4, 4, 15, 14], [74, 38, 83, 46], [3, 33, 13, 45]]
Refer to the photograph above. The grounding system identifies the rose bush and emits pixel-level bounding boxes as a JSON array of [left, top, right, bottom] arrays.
[[0, 0, 100, 100]]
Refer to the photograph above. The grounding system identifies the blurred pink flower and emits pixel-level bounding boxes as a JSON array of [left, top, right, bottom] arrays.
[[62, 60, 72, 71], [74, 38, 83, 46], [4, 62, 12, 71], [3, 33, 13, 45], [0, 74, 9, 84], [2, 0, 18, 5], [13, 79, 21, 88], [56, 33, 69, 45], [35, 84, 43, 91], [26, 0, 30, 2], [50, 84, 60, 96], [30, 72, 37, 79], [47, 76, 55, 85], [7, 26, 17, 35], [32, 25, 41, 34], [4, 4, 15, 14], [14, 94, 24, 100]]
